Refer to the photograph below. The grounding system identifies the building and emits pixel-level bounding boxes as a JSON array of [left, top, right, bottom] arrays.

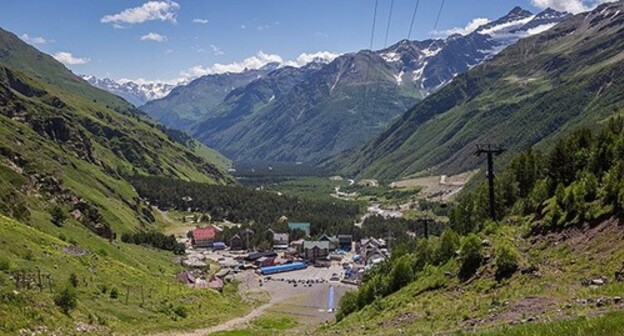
[[288, 222, 311, 237], [192, 226, 216, 248], [338, 235, 353, 251], [230, 235, 243, 251], [319, 233, 339, 251], [273, 233, 289, 249], [255, 256, 275, 268], [244, 251, 278, 262], [259, 262, 307, 275], [290, 239, 304, 254], [303, 241, 330, 260]]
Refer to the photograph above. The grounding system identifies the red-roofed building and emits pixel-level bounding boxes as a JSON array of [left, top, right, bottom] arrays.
[[192, 226, 216, 248]]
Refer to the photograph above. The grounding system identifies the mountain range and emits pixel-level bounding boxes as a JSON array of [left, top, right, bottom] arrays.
[[334, 1, 624, 181], [81, 75, 177, 107], [126, 6, 569, 164]]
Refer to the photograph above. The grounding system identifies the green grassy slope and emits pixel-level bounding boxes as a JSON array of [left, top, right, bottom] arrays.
[[336, 2, 624, 180], [0, 26, 250, 334]]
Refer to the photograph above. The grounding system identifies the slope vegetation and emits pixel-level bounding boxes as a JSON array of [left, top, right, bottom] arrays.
[[338, 2, 624, 180]]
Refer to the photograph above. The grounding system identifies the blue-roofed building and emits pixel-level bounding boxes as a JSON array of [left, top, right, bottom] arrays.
[[213, 242, 227, 250], [288, 222, 311, 237], [259, 262, 307, 275]]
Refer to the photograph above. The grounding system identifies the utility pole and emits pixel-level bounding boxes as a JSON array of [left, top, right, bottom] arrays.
[[475, 144, 506, 221], [417, 217, 435, 239]]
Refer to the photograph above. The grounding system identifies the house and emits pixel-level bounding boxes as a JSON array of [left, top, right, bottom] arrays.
[[273, 233, 289, 249], [338, 235, 353, 251], [303, 241, 330, 260], [244, 251, 278, 262], [288, 222, 311, 237], [230, 234, 243, 251], [255, 256, 275, 268], [192, 226, 216, 248], [318, 233, 339, 251], [290, 239, 304, 254]]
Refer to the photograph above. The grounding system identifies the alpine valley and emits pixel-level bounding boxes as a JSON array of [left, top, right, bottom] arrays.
[[108, 6, 571, 164]]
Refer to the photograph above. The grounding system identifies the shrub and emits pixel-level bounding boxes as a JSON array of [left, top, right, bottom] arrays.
[[336, 291, 358, 321], [459, 234, 483, 280], [50, 206, 68, 227], [0, 257, 11, 272], [435, 229, 460, 265], [495, 243, 519, 279], [109, 287, 119, 299], [173, 305, 188, 318], [387, 255, 415, 294], [69, 273, 79, 288], [54, 286, 77, 314]]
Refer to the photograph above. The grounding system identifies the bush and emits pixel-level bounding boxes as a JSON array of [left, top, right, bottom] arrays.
[[173, 305, 188, 318], [435, 229, 460, 265], [495, 243, 519, 279], [109, 287, 119, 299], [54, 286, 77, 314], [459, 234, 483, 280], [0, 257, 11, 272], [50, 206, 68, 227], [69, 273, 79, 288], [336, 291, 358, 321], [387, 255, 415, 294]]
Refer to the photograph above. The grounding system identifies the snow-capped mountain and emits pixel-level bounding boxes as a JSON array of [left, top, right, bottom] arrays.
[[377, 7, 571, 92], [81, 75, 177, 107]]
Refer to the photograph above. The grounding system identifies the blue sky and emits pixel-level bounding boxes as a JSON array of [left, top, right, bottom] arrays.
[[0, 0, 607, 83]]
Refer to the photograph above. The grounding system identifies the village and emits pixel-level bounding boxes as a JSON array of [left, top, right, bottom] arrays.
[[172, 218, 391, 323]]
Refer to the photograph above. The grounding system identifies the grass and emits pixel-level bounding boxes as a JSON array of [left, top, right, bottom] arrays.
[[472, 311, 624, 336], [210, 313, 299, 336], [316, 218, 624, 335], [0, 214, 259, 335]]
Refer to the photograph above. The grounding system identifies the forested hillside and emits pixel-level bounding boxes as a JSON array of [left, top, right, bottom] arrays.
[[325, 117, 624, 335], [335, 2, 624, 181]]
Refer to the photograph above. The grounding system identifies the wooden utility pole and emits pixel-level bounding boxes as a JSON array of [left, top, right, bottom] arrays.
[[417, 217, 435, 239], [475, 144, 506, 220]]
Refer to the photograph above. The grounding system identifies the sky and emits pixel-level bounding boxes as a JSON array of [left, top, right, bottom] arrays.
[[0, 0, 614, 84]]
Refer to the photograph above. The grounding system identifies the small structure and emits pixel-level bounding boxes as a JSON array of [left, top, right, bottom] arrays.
[[255, 256, 275, 268], [288, 222, 311, 237], [244, 251, 278, 262], [230, 234, 243, 251], [319, 233, 339, 251], [192, 226, 216, 248], [338, 235, 353, 252], [277, 215, 289, 223], [303, 241, 330, 260], [290, 239, 304, 253], [273, 233, 289, 249], [213, 242, 227, 251], [315, 258, 332, 268]]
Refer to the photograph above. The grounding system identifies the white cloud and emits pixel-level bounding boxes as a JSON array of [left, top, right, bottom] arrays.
[[177, 50, 341, 83], [436, 18, 490, 37], [257, 24, 270, 31], [53, 52, 90, 65], [193, 18, 208, 24], [241, 24, 247, 29], [210, 44, 224, 56], [101, 1, 180, 25], [284, 51, 341, 67], [113, 24, 128, 30], [141, 32, 167, 42], [20, 33, 50, 45], [531, 0, 617, 14]]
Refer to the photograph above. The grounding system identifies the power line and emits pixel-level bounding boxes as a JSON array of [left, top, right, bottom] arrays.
[[383, 0, 395, 47], [430, 0, 446, 39], [362, 0, 380, 112], [407, 0, 420, 40]]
